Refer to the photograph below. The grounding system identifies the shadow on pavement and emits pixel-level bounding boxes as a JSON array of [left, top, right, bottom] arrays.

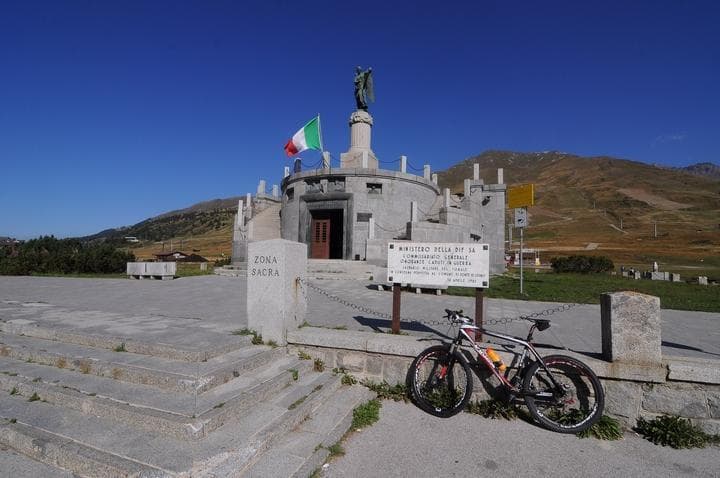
[[662, 340, 720, 358], [353, 316, 454, 340]]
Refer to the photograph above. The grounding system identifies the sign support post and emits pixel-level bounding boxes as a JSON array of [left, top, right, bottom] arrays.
[[520, 224, 524, 295], [475, 288, 484, 341], [509, 185, 533, 297], [392, 283, 401, 334]]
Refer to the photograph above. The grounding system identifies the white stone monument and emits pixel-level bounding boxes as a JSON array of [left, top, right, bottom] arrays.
[[246, 239, 307, 345]]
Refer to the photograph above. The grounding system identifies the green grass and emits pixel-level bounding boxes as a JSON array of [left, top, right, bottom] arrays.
[[447, 271, 719, 312], [327, 442, 345, 457], [362, 381, 409, 402], [175, 263, 213, 277], [466, 399, 522, 420], [29, 272, 127, 279], [578, 415, 623, 440], [635, 415, 719, 448], [351, 399, 381, 429]]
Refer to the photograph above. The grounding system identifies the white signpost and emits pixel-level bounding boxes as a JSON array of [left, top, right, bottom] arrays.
[[387, 242, 490, 288]]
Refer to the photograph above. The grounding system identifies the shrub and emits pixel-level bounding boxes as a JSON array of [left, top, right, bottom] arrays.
[[550, 255, 614, 274], [635, 415, 717, 448]]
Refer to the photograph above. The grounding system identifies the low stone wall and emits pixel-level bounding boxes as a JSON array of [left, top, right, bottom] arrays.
[[287, 328, 720, 434], [126, 262, 176, 280]]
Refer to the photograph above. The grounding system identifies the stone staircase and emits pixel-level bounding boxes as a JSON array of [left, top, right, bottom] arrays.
[[214, 263, 246, 277], [250, 202, 281, 242], [0, 306, 374, 477]]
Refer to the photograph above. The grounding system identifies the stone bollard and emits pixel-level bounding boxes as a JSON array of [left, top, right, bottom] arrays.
[[246, 239, 307, 346], [601, 291, 661, 365]]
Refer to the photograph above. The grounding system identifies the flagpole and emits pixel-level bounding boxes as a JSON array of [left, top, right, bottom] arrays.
[[317, 113, 324, 152]]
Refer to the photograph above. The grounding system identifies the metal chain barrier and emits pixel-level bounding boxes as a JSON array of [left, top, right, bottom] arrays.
[[299, 278, 580, 327]]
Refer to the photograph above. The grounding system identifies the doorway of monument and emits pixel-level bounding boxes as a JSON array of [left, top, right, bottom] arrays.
[[310, 210, 343, 259]]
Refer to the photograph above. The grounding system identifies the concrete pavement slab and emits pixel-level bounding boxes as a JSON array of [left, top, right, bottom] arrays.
[[323, 400, 720, 478]]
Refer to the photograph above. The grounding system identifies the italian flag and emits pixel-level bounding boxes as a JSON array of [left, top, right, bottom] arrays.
[[284, 116, 322, 157]]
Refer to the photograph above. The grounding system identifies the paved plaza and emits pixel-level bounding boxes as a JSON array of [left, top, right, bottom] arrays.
[[1, 275, 718, 360], [0, 275, 719, 476]]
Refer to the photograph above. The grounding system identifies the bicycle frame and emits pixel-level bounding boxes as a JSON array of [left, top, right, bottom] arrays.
[[448, 320, 563, 398]]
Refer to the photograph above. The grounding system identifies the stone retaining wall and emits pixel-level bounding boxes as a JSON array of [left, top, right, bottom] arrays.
[[287, 328, 720, 434]]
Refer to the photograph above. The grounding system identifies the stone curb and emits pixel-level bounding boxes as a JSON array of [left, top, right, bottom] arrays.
[[288, 327, 720, 385]]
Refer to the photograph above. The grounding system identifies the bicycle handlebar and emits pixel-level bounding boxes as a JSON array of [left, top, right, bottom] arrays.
[[444, 309, 552, 331]]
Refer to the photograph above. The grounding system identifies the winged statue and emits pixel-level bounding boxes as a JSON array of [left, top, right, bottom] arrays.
[[354, 66, 374, 111]]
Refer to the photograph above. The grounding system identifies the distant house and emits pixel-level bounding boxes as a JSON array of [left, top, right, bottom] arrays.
[[153, 251, 208, 263]]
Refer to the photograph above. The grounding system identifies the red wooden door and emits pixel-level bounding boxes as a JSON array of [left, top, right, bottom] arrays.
[[311, 219, 330, 259]]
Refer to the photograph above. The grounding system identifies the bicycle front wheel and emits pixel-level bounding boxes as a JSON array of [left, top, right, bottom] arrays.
[[409, 345, 473, 418], [522, 355, 604, 434]]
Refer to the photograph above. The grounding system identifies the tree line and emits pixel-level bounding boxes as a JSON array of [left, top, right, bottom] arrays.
[[0, 236, 135, 275]]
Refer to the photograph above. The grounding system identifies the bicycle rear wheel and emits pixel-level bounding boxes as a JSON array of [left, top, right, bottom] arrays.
[[522, 355, 604, 434], [409, 345, 473, 418]]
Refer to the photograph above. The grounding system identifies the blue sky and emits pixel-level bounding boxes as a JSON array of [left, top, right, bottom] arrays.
[[1, 0, 718, 239]]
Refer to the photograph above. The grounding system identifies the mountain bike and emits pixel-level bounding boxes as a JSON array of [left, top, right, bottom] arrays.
[[408, 309, 604, 433]]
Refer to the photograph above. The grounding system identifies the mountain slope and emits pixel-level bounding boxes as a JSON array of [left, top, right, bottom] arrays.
[[438, 151, 720, 272]]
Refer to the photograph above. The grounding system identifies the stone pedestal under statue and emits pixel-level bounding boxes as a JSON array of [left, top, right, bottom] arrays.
[[340, 110, 378, 169]]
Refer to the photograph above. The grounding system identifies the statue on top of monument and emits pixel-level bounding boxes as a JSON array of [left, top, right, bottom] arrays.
[[354, 66, 374, 111]]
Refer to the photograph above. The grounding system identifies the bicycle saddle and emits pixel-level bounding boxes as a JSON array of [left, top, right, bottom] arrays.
[[527, 317, 551, 331]]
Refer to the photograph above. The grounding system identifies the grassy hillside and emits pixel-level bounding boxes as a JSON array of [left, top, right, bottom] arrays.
[[438, 151, 720, 276]]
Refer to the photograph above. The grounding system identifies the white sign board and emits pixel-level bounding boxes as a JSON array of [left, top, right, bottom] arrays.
[[514, 208, 527, 228], [387, 242, 490, 288]]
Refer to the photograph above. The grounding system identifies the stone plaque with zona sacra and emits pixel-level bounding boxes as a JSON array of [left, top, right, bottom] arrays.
[[387, 242, 490, 288]]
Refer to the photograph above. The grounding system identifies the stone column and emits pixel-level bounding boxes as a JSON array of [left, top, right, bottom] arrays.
[[400, 155, 407, 173], [246, 239, 307, 346], [362, 150, 369, 168], [293, 158, 302, 173], [432, 173, 438, 184], [272, 185, 279, 198], [463, 179, 471, 198], [473, 164, 480, 181], [257, 180, 266, 195], [410, 201, 418, 222], [368, 217, 375, 239], [423, 165, 431, 180], [245, 193, 252, 220], [444, 188, 450, 208], [284, 166, 290, 178], [340, 110, 378, 168], [322, 151, 330, 169], [498, 168, 504, 184], [601, 291, 661, 365]]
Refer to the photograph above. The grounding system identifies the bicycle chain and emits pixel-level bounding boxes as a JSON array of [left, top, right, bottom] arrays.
[[298, 278, 580, 327]]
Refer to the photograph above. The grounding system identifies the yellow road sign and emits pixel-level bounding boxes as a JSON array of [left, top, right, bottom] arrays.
[[507, 183, 534, 209]]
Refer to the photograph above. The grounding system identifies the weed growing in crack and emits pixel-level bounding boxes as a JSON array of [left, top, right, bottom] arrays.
[[351, 399, 381, 429]]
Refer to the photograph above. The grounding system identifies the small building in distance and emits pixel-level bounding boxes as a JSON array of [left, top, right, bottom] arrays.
[[154, 251, 208, 263]]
